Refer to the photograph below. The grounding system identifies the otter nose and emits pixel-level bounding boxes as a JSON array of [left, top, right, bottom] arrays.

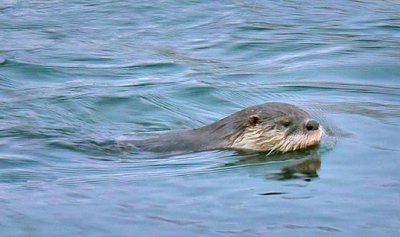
[[306, 119, 319, 131]]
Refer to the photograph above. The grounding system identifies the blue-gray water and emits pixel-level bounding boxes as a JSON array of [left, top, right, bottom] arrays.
[[1, 1, 400, 236]]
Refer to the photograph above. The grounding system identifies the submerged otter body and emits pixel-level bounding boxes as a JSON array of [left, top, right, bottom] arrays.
[[128, 102, 322, 153]]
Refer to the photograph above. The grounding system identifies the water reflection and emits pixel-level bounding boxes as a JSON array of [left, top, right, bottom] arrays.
[[272, 157, 320, 181], [228, 149, 322, 181]]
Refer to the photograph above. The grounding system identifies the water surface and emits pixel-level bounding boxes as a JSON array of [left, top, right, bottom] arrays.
[[1, 1, 400, 236]]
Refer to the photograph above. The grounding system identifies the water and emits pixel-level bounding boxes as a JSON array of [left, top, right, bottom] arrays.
[[1, 0, 400, 236]]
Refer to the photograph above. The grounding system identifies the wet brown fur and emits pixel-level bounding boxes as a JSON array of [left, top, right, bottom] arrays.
[[126, 102, 322, 153]]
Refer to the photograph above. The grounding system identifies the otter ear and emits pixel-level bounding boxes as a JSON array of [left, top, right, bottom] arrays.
[[249, 115, 260, 125]]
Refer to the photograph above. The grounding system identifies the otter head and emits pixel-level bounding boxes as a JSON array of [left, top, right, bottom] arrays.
[[230, 102, 322, 153]]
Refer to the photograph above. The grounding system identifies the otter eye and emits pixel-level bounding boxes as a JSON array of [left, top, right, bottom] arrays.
[[249, 115, 262, 125], [281, 120, 291, 127]]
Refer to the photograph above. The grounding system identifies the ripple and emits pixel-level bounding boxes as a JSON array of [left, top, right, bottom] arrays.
[[0, 153, 44, 169], [238, 22, 295, 31], [284, 224, 341, 233], [7, 58, 182, 70], [264, 46, 349, 64], [274, 81, 400, 95]]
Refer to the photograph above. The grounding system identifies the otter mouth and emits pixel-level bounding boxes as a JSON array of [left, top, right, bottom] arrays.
[[273, 128, 323, 153], [230, 126, 323, 154]]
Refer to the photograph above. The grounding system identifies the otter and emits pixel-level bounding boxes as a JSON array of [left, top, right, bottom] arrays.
[[125, 102, 322, 153]]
